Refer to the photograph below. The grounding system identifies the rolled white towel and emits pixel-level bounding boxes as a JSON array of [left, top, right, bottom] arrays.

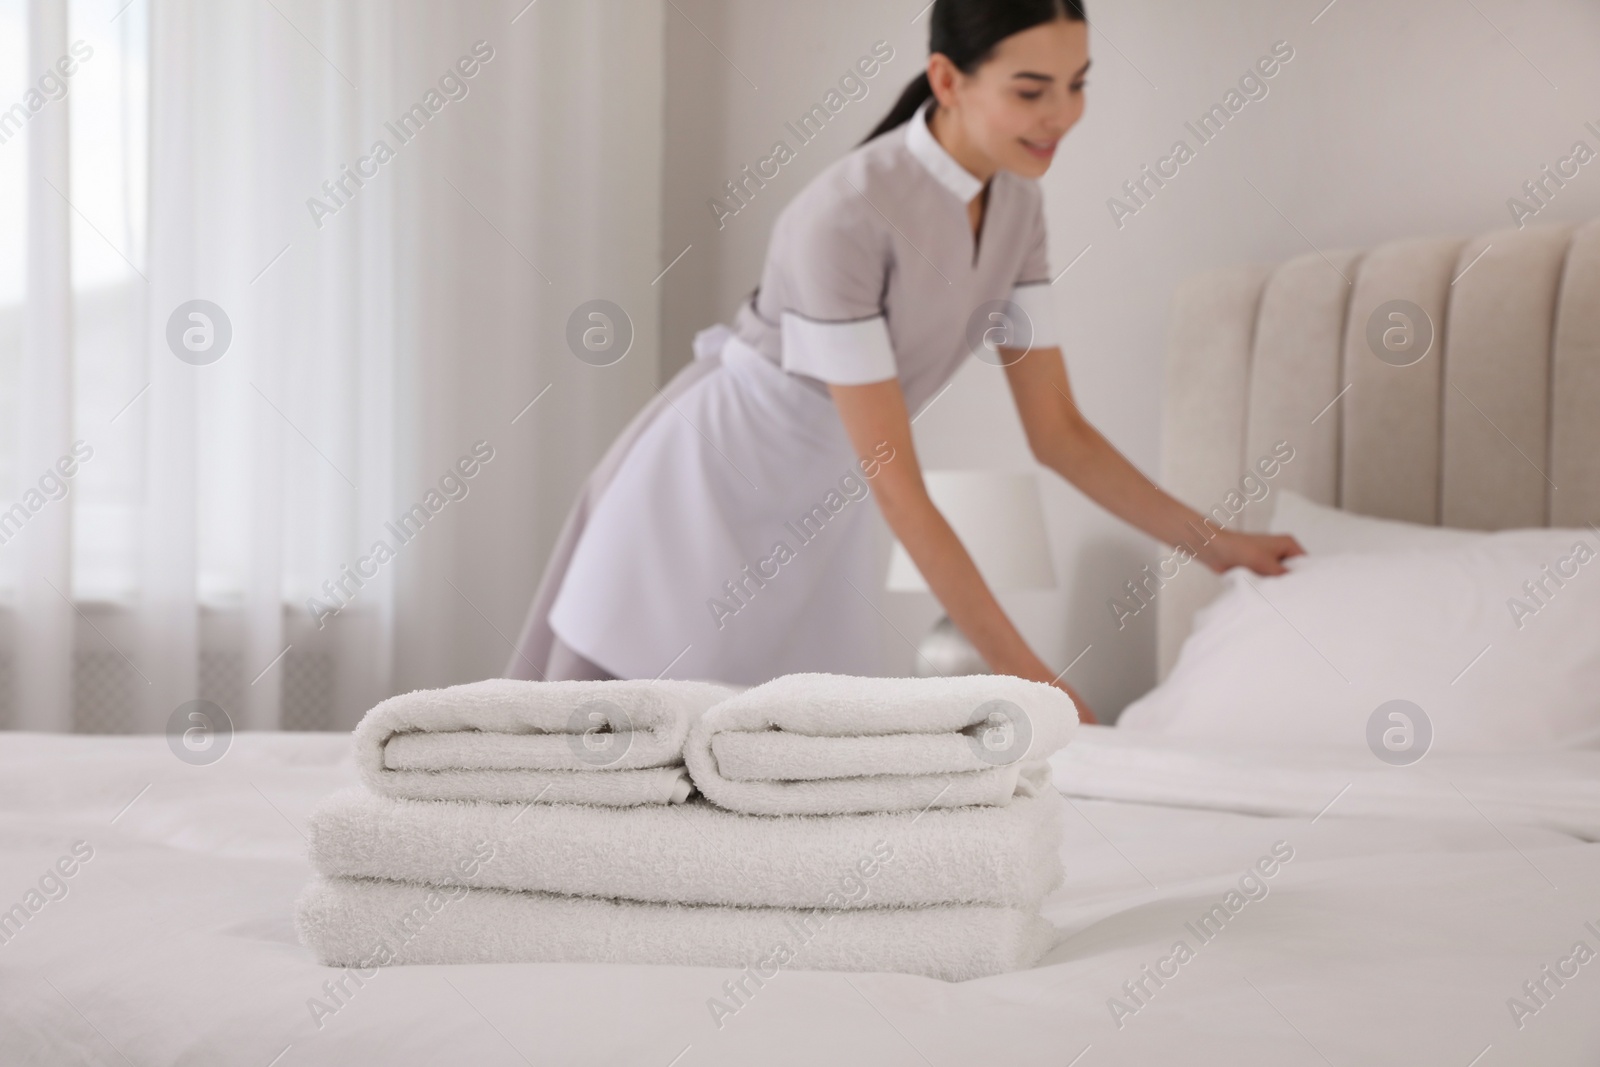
[[307, 778, 1065, 910], [354, 677, 737, 805], [684, 673, 1078, 815], [295, 875, 1059, 982]]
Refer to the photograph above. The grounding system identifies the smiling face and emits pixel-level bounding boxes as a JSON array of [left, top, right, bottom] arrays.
[[927, 17, 1090, 182]]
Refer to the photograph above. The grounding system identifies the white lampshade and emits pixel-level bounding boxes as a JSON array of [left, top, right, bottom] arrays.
[[885, 470, 1057, 593]]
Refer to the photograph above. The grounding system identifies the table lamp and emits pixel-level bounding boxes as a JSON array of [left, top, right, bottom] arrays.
[[884, 470, 1057, 676]]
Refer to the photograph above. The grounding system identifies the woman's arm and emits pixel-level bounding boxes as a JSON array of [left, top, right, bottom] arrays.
[[1001, 345, 1304, 574], [828, 378, 1098, 723]]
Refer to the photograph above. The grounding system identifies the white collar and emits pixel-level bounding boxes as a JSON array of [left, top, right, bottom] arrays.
[[904, 98, 987, 203]]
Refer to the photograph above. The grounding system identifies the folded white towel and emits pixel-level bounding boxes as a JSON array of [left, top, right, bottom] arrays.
[[684, 673, 1078, 815], [354, 678, 736, 805], [295, 875, 1058, 982], [307, 780, 1065, 910]]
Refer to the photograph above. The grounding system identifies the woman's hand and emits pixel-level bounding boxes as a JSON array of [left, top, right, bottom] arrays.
[[999, 348, 1307, 581], [829, 379, 1067, 708], [1194, 529, 1306, 576], [1002, 651, 1099, 725], [1055, 678, 1098, 726]]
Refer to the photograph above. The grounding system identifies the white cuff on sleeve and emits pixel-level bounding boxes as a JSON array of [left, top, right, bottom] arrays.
[[1010, 281, 1060, 349], [779, 312, 898, 385]]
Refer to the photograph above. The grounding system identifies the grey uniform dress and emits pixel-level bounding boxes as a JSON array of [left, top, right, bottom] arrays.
[[510, 99, 1059, 685]]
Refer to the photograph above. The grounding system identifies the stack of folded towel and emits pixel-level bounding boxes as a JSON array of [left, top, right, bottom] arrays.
[[296, 672, 1078, 982]]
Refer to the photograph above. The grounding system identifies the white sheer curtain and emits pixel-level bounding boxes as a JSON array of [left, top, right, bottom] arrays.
[[13, 0, 76, 733], [2, 0, 665, 733]]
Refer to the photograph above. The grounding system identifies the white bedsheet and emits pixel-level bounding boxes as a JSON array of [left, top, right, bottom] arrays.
[[1055, 725, 1600, 839], [2, 729, 1597, 1066]]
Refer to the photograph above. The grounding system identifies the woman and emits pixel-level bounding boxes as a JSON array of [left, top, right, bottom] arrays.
[[508, 0, 1303, 722]]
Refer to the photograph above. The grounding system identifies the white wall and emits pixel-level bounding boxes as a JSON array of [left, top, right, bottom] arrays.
[[660, 0, 1600, 717]]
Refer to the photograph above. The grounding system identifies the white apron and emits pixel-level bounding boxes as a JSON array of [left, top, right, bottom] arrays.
[[508, 326, 885, 685]]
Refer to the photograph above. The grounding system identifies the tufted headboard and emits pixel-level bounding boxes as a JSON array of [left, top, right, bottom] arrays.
[[1157, 217, 1600, 680]]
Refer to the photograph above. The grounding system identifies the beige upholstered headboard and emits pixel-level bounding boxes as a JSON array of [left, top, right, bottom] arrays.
[[1157, 217, 1600, 680]]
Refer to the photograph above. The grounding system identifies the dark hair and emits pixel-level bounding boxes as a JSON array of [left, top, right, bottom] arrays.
[[861, 0, 1086, 145]]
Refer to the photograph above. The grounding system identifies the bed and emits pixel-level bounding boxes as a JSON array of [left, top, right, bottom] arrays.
[[4, 732, 1597, 1065], [5, 217, 1599, 1065]]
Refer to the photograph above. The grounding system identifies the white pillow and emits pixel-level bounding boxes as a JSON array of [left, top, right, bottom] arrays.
[[1119, 530, 1600, 751], [1268, 490, 1490, 554]]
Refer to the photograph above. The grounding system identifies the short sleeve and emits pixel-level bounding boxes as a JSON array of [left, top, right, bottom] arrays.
[[773, 195, 898, 386], [1010, 188, 1060, 349]]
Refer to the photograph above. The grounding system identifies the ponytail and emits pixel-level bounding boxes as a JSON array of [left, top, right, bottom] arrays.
[[861, 73, 934, 146], [859, 0, 1086, 145]]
